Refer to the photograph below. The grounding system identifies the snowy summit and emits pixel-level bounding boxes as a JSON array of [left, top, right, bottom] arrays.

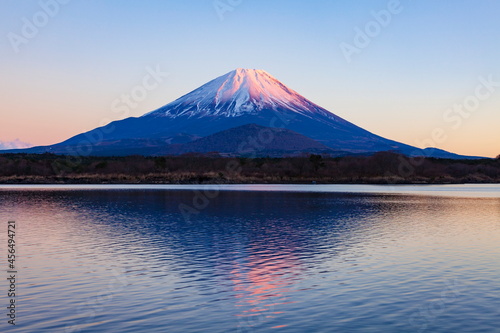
[[146, 68, 333, 118]]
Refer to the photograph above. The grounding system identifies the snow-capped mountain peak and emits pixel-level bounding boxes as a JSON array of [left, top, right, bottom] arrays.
[[145, 68, 331, 118], [8, 68, 476, 159]]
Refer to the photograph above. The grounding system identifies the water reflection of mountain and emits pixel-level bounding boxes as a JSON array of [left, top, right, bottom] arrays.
[[1, 188, 499, 331]]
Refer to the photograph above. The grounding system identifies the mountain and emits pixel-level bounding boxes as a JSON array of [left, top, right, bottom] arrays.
[[2, 68, 483, 159]]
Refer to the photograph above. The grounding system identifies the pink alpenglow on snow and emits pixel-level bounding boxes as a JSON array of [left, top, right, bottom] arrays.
[[146, 68, 334, 118]]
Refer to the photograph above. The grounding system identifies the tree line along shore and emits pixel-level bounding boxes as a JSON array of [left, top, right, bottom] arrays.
[[0, 152, 499, 184]]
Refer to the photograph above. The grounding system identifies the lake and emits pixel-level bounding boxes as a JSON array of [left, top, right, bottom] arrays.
[[0, 184, 499, 332]]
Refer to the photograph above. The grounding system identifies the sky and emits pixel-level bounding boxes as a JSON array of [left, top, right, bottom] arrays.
[[1, 0, 499, 157]]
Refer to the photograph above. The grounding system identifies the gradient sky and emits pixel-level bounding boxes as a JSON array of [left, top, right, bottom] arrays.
[[1, 0, 499, 157]]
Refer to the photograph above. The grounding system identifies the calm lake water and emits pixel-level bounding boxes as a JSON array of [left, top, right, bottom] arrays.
[[0, 184, 499, 332]]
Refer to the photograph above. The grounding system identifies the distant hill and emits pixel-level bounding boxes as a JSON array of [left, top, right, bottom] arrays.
[[174, 124, 340, 157]]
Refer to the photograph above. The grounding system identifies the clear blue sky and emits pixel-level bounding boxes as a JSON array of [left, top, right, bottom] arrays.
[[1, 0, 499, 156]]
